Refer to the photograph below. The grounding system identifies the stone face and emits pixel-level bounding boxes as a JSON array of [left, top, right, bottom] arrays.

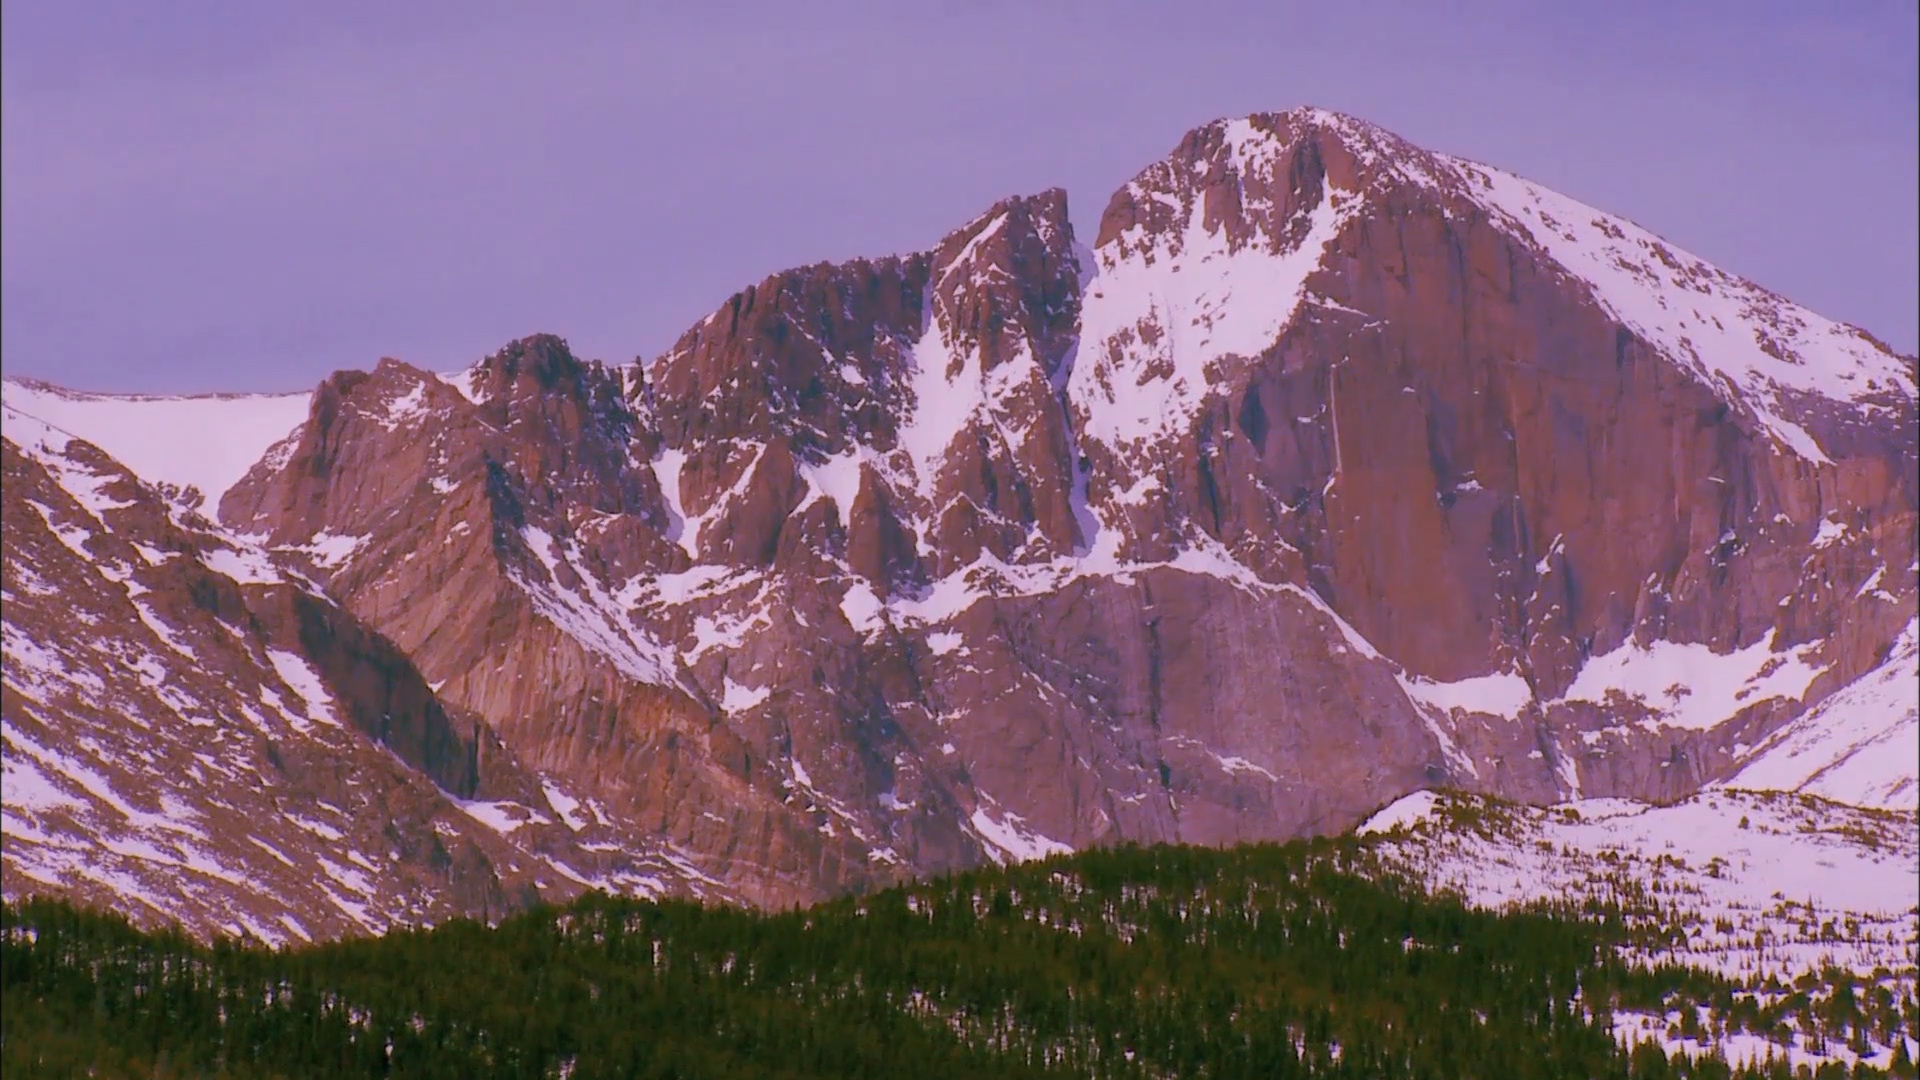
[[6, 107, 1915, 932]]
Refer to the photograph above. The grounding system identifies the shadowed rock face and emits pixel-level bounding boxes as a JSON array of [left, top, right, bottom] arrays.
[[9, 109, 1914, 926]]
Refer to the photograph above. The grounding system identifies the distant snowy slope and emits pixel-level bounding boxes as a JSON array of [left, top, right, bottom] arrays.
[[0, 378, 310, 507], [1361, 788, 1919, 1071], [1362, 789, 1918, 945], [1721, 619, 1919, 809]]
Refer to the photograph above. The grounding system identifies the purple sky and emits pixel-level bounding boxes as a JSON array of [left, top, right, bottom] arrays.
[[4, 1, 1915, 394]]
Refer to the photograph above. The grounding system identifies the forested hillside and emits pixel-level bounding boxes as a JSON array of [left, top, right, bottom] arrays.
[[7, 837, 1912, 1078]]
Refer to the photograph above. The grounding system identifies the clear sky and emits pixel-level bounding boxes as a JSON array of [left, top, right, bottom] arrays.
[[3, 1, 1915, 394]]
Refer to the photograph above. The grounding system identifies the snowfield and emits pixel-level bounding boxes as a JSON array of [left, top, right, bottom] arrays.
[[1, 378, 311, 507]]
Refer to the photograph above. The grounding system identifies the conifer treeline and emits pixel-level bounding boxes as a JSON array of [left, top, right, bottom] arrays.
[[3, 839, 1911, 1078]]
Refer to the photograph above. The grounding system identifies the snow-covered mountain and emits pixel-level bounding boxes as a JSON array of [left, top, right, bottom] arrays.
[[4, 108, 1915, 945]]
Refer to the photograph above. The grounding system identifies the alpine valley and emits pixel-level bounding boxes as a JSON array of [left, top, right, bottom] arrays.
[[4, 108, 1916, 1073]]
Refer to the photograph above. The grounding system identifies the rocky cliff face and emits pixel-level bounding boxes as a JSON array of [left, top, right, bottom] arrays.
[[7, 108, 1915, 928]]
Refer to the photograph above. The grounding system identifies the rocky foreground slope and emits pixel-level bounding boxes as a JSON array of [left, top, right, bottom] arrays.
[[4, 108, 1916, 935]]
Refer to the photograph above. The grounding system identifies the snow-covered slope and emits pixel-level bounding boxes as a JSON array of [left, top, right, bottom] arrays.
[[0, 378, 311, 507], [1721, 618, 1920, 809], [1363, 788, 1919, 1070]]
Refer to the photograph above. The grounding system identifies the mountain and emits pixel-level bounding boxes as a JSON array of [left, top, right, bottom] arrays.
[[4, 107, 1916, 938], [1, 402, 734, 942]]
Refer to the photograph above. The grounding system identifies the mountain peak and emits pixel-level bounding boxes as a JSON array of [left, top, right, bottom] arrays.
[[1074, 111, 1379, 453], [1079, 106, 1915, 466], [1185, 106, 1393, 157], [475, 334, 590, 388], [1094, 108, 1463, 250]]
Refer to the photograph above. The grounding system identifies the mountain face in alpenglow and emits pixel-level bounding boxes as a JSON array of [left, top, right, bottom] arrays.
[[4, 108, 1916, 939]]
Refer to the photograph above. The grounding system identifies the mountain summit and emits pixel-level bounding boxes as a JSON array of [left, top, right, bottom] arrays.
[[5, 108, 1915, 934]]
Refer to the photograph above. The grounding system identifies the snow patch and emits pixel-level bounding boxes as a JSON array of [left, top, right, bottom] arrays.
[[541, 781, 589, 832], [1358, 790, 1446, 835], [1397, 669, 1534, 721], [457, 800, 549, 835], [201, 544, 286, 586], [721, 677, 770, 713], [265, 649, 341, 730], [1559, 630, 1827, 731], [839, 581, 887, 635], [925, 630, 964, 656], [969, 805, 1074, 865]]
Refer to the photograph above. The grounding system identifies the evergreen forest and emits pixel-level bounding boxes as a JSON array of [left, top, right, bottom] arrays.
[[5, 838, 1914, 1078]]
